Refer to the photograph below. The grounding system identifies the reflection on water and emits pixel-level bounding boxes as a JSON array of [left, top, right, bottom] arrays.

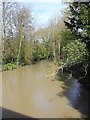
[[57, 69, 88, 118], [62, 79, 88, 116], [2, 60, 88, 118]]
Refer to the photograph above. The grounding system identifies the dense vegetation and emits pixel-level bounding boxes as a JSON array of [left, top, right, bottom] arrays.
[[63, 2, 90, 88], [1, 1, 90, 88], [1, 2, 56, 70]]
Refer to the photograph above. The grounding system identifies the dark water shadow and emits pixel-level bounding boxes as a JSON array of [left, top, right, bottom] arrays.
[[0, 107, 39, 119], [56, 70, 89, 118]]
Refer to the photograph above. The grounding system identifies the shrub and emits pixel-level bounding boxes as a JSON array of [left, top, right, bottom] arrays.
[[3, 63, 17, 71]]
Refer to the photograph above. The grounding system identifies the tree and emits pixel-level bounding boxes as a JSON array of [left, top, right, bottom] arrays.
[[2, 2, 34, 68], [2, 2, 18, 64], [15, 6, 33, 67], [64, 2, 90, 87], [32, 41, 47, 61]]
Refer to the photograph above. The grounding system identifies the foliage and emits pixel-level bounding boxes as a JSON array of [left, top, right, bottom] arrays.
[[64, 2, 89, 35], [62, 40, 88, 66], [3, 63, 17, 71], [2, 2, 34, 69], [63, 2, 90, 86], [3, 40, 17, 64], [43, 40, 54, 60], [32, 42, 47, 61], [60, 28, 78, 47], [19, 40, 32, 65]]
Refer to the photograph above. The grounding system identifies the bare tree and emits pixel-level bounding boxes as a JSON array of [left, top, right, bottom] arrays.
[[13, 6, 33, 67]]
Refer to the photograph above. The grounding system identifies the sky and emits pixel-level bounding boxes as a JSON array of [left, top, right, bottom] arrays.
[[14, 0, 67, 28], [5, 0, 67, 28], [30, 1, 67, 28]]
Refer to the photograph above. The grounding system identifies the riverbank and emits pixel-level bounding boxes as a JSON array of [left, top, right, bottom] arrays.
[[2, 60, 53, 71]]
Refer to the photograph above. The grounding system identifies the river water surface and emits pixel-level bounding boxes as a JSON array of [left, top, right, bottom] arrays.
[[1, 60, 88, 118]]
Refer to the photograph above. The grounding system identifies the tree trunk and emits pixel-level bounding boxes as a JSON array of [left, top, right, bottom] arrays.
[[16, 23, 23, 68], [16, 37, 22, 67], [2, 2, 6, 52]]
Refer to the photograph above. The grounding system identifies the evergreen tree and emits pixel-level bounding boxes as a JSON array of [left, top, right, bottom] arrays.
[[64, 2, 90, 88]]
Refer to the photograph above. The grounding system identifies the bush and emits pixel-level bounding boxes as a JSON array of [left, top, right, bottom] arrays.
[[3, 63, 17, 71], [62, 40, 88, 66], [32, 42, 47, 61]]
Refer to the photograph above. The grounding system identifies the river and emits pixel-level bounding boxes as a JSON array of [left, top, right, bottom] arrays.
[[1, 60, 88, 118]]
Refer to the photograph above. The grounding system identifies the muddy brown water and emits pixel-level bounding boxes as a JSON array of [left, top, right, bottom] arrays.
[[1, 60, 88, 118]]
